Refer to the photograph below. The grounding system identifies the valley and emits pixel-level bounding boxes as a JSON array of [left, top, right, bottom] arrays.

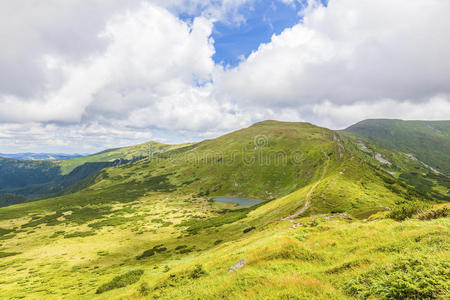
[[0, 120, 448, 299]]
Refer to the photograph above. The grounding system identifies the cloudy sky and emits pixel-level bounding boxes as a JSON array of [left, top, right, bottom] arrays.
[[1, 0, 449, 153]]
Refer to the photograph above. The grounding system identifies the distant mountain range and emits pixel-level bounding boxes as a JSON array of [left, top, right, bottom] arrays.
[[0, 153, 85, 161]]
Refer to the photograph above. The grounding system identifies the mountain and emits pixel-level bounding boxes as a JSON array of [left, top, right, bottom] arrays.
[[0, 141, 189, 202], [0, 120, 447, 299], [343, 119, 450, 175], [0, 153, 85, 160], [56, 140, 192, 174]]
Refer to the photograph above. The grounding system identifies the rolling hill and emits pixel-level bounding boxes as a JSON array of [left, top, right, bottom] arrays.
[[0, 120, 448, 299], [343, 119, 450, 175], [0, 141, 189, 203]]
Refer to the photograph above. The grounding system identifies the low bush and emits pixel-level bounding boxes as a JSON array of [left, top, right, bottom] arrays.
[[0, 227, 14, 236], [0, 251, 20, 258], [325, 259, 370, 274], [387, 202, 430, 221], [417, 207, 448, 220], [96, 269, 144, 294], [154, 265, 207, 292], [344, 257, 449, 299], [138, 282, 150, 296], [189, 264, 207, 279], [136, 244, 167, 260], [64, 231, 96, 239], [177, 208, 252, 234], [179, 248, 194, 254], [175, 245, 188, 250], [243, 226, 256, 233]]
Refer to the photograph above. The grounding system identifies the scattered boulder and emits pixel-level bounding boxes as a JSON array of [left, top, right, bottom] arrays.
[[228, 259, 247, 273]]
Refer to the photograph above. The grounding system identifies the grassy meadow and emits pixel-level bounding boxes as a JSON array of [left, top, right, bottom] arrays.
[[0, 121, 448, 299]]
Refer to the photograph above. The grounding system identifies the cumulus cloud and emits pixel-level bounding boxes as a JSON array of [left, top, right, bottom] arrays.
[[0, 3, 216, 123], [217, 0, 450, 106], [0, 0, 449, 153]]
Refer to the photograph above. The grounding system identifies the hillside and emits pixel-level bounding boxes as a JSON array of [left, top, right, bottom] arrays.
[[0, 120, 448, 298], [0, 141, 188, 203], [343, 119, 450, 175], [56, 141, 191, 175]]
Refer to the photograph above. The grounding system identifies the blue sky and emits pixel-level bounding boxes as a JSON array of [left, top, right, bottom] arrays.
[[212, 1, 300, 66], [211, 0, 328, 66]]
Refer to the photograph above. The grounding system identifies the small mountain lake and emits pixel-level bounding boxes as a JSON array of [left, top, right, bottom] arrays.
[[212, 196, 263, 207]]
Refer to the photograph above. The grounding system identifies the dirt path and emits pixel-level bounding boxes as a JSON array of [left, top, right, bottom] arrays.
[[283, 150, 330, 221]]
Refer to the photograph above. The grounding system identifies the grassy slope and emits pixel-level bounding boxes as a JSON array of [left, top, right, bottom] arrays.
[[0, 158, 61, 190], [57, 141, 192, 175], [0, 141, 189, 201], [343, 119, 450, 175], [0, 121, 448, 298]]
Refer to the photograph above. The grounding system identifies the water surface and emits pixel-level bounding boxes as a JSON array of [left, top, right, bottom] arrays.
[[212, 196, 262, 207]]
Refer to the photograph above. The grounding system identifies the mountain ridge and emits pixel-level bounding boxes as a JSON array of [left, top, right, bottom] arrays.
[[342, 119, 450, 175], [0, 119, 448, 299]]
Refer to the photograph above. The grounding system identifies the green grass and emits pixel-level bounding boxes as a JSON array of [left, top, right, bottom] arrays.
[[0, 120, 447, 299], [57, 141, 191, 175], [343, 119, 450, 175], [96, 269, 144, 294]]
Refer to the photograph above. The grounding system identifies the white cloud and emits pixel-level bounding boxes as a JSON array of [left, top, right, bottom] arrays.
[[0, 3, 216, 125], [1, 0, 449, 153], [217, 0, 450, 107], [310, 96, 450, 129]]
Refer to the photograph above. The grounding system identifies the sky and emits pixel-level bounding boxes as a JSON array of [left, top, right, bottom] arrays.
[[0, 0, 449, 154]]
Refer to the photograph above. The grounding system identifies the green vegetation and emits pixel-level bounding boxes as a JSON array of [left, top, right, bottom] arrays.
[[0, 251, 20, 258], [63, 231, 96, 239], [343, 119, 450, 175], [417, 206, 449, 220], [0, 120, 448, 299], [0, 193, 29, 207], [136, 245, 168, 260], [387, 201, 430, 221], [57, 141, 191, 175], [345, 256, 449, 299], [0, 141, 189, 203], [96, 269, 144, 294]]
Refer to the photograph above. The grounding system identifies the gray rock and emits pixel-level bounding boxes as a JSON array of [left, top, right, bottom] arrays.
[[228, 259, 247, 274]]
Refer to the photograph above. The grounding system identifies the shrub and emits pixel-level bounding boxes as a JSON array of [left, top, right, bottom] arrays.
[[325, 259, 370, 274], [138, 282, 150, 296], [417, 207, 448, 220], [154, 265, 207, 292], [176, 207, 251, 234], [243, 226, 256, 233], [0, 227, 14, 236], [96, 269, 144, 294], [136, 244, 167, 260], [175, 245, 188, 250], [178, 247, 194, 254], [189, 264, 207, 279], [63, 231, 96, 239], [387, 202, 430, 221], [0, 251, 20, 258], [344, 257, 449, 299]]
